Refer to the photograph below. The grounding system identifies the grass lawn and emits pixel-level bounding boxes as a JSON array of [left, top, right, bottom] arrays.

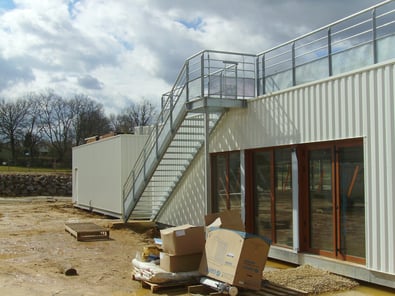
[[0, 165, 71, 174]]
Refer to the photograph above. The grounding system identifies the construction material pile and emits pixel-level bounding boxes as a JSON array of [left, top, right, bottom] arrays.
[[132, 210, 272, 293], [131, 210, 359, 295], [263, 264, 359, 294]]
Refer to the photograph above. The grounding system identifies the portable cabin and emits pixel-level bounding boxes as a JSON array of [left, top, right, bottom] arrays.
[[72, 133, 148, 218]]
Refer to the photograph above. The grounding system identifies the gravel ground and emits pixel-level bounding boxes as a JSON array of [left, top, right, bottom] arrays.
[[264, 264, 359, 294]]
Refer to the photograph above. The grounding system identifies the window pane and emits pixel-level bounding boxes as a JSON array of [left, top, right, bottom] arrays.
[[275, 149, 293, 247], [254, 151, 272, 239], [339, 146, 365, 258], [229, 152, 241, 211], [213, 155, 227, 212], [212, 152, 241, 212], [309, 149, 333, 252]]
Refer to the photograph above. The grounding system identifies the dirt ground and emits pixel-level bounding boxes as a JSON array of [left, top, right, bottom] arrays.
[[0, 196, 158, 296], [1, 197, 394, 296]]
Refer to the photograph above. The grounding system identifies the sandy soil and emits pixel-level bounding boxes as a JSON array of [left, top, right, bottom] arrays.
[[1, 197, 393, 296], [0, 196, 157, 296]]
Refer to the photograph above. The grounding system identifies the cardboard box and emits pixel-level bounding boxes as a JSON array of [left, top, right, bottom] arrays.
[[160, 224, 205, 255], [160, 252, 202, 272], [204, 210, 245, 231], [199, 228, 271, 291]]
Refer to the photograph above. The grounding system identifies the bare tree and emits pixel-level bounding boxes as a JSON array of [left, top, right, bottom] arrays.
[[114, 98, 157, 133], [23, 93, 43, 162], [37, 91, 74, 164], [0, 97, 31, 163], [70, 94, 111, 146], [129, 98, 157, 127]]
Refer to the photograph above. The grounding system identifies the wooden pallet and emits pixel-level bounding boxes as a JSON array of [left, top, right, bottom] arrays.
[[139, 279, 199, 294], [65, 222, 110, 241]]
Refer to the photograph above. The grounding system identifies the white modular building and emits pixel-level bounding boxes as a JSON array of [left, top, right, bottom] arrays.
[[72, 133, 148, 217]]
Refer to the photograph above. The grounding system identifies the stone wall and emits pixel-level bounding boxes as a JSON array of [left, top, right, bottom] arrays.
[[0, 174, 72, 197]]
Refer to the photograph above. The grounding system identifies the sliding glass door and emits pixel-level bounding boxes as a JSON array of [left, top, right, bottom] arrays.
[[306, 141, 365, 262]]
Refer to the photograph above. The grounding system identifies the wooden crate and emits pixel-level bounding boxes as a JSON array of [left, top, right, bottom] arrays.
[[65, 222, 110, 241]]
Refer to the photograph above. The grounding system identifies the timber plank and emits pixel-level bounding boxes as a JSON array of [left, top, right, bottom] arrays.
[[65, 222, 110, 241]]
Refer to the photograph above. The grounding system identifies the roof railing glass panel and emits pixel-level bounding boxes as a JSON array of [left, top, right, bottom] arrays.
[[257, 0, 395, 95]]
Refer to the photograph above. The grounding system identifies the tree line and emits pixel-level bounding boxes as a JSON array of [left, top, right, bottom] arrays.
[[0, 91, 157, 169]]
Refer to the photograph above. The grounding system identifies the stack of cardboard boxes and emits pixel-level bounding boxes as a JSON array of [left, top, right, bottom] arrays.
[[159, 224, 205, 273], [157, 211, 271, 291], [199, 210, 271, 291]]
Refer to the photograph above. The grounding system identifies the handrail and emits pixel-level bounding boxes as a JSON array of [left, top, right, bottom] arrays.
[[257, 0, 392, 56], [257, 0, 395, 94], [122, 50, 257, 219]]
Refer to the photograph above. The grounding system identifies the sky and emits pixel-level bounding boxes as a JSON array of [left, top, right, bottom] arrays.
[[0, 0, 384, 115]]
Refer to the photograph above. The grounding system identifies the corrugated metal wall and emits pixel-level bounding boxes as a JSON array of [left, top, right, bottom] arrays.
[[210, 60, 395, 275], [159, 60, 395, 276]]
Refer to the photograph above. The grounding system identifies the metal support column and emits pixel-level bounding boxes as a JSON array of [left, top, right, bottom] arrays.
[[204, 109, 211, 215]]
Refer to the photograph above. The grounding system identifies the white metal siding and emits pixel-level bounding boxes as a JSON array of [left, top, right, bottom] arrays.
[[160, 60, 395, 277], [209, 60, 395, 275], [72, 134, 147, 216], [73, 137, 121, 214]]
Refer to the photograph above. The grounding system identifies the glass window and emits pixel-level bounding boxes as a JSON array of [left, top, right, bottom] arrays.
[[254, 151, 272, 239], [309, 149, 333, 252], [252, 148, 293, 247], [212, 154, 227, 211], [229, 152, 241, 211], [212, 152, 241, 212], [338, 146, 365, 258], [274, 149, 293, 247]]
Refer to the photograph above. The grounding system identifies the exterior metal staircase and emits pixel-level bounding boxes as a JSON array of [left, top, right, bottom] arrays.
[[122, 50, 256, 221]]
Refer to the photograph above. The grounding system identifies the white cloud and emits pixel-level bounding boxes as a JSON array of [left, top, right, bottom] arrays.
[[0, 0, 383, 113]]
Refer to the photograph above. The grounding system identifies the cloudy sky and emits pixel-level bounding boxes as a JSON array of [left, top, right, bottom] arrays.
[[0, 0, 383, 114]]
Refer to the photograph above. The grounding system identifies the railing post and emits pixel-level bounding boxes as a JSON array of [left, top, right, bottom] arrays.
[[170, 93, 173, 132], [262, 54, 266, 95], [256, 56, 260, 96], [372, 8, 378, 64], [160, 96, 164, 123], [143, 148, 147, 182], [155, 123, 159, 159], [328, 27, 333, 76], [201, 52, 205, 99], [292, 42, 296, 86], [235, 62, 238, 99], [186, 60, 190, 102]]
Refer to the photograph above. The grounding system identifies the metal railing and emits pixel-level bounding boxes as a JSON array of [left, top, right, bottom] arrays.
[[257, 0, 395, 95], [122, 50, 256, 220]]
